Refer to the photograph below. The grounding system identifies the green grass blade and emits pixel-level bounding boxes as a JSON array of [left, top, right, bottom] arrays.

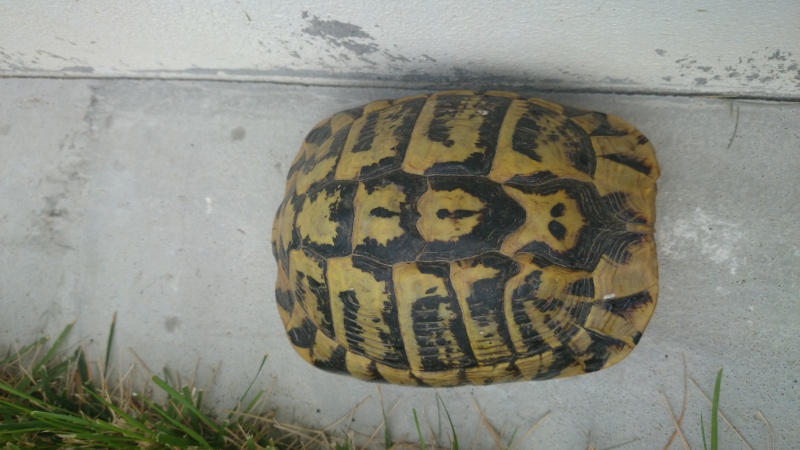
[[334, 436, 354, 450], [436, 393, 458, 450], [0, 420, 49, 432], [139, 396, 212, 448], [413, 408, 426, 450], [75, 348, 91, 385], [104, 312, 117, 374], [80, 418, 148, 440], [381, 398, 392, 450], [0, 380, 66, 413], [183, 385, 202, 431], [151, 375, 223, 434], [187, 385, 202, 410], [83, 387, 153, 438], [58, 413, 153, 444], [0, 393, 37, 414], [237, 354, 268, 408], [0, 336, 48, 366], [505, 428, 518, 450], [32, 322, 74, 375], [241, 389, 265, 416], [711, 368, 723, 450], [154, 430, 196, 447], [700, 413, 708, 450], [29, 410, 94, 434], [73, 347, 111, 419]]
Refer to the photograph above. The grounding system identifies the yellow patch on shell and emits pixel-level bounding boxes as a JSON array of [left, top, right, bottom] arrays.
[[500, 186, 586, 255], [295, 188, 342, 246], [273, 199, 296, 257], [336, 101, 417, 180], [288, 249, 331, 332], [402, 93, 492, 175], [416, 186, 485, 242], [449, 259, 513, 364], [289, 112, 357, 196], [393, 262, 468, 373], [351, 182, 406, 247], [489, 99, 594, 184], [326, 256, 397, 362]]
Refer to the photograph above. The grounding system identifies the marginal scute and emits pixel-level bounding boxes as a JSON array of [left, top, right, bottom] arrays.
[[345, 352, 383, 381], [326, 255, 408, 368], [292, 126, 349, 196], [273, 90, 659, 386], [310, 330, 348, 373], [288, 249, 334, 338], [449, 253, 518, 365], [393, 261, 477, 373], [272, 196, 297, 269]]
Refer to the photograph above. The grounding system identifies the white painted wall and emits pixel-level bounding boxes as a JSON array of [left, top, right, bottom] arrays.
[[1, 1, 799, 96]]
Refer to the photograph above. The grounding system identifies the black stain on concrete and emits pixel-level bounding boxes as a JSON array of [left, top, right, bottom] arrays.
[[231, 126, 246, 142], [164, 316, 181, 333], [663, 48, 800, 89], [302, 15, 378, 56], [297, 13, 440, 67]]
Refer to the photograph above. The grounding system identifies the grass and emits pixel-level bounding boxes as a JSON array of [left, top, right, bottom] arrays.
[[700, 369, 723, 450], [1, 320, 765, 449], [0, 320, 323, 449]]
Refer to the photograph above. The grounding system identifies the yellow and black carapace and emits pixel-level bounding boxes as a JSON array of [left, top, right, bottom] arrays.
[[272, 91, 659, 386]]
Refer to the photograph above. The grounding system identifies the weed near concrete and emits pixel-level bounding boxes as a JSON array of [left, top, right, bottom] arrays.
[[1, 319, 766, 449], [0, 320, 343, 449]]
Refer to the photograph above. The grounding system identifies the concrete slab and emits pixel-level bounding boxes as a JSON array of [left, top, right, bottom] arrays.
[[3, 2, 800, 99], [1, 79, 798, 449]]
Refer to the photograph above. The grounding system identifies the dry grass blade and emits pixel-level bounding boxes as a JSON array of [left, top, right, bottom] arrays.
[[755, 411, 774, 450], [324, 396, 371, 437], [599, 438, 641, 450], [270, 417, 340, 448], [584, 430, 641, 450], [662, 354, 689, 450], [272, 396, 372, 449], [469, 398, 547, 450], [688, 376, 754, 450], [507, 410, 550, 450], [127, 347, 155, 375], [363, 387, 403, 450], [472, 398, 504, 449], [659, 392, 689, 450]]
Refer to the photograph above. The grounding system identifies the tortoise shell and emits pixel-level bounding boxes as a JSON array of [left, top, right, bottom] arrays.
[[272, 90, 658, 386]]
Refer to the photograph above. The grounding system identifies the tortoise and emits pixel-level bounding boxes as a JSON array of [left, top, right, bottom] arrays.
[[272, 90, 659, 386]]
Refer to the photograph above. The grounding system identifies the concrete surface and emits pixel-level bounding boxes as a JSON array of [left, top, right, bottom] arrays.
[[2, 1, 800, 98], [1, 78, 799, 449]]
